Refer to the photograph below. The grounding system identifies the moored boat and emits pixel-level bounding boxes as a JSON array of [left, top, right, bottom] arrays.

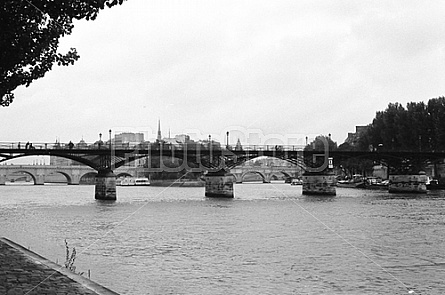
[[134, 178, 150, 186], [120, 177, 135, 186], [290, 178, 303, 185], [119, 177, 150, 186], [337, 174, 365, 188]]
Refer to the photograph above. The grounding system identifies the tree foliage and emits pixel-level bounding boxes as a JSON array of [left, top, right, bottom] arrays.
[[360, 97, 445, 152], [303, 135, 337, 170], [0, 0, 126, 106], [304, 135, 337, 152]]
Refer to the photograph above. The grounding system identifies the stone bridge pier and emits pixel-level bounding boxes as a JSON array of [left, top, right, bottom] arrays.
[[33, 168, 45, 185], [302, 171, 336, 196], [95, 169, 117, 201], [0, 168, 6, 185], [302, 157, 336, 196], [69, 169, 82, 185], [205, 169, 234, 198]]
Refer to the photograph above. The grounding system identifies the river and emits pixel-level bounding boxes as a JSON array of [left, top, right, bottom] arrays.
[[0, 183, 444, 295]]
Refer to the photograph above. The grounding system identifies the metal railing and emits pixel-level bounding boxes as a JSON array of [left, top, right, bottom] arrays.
[[0, 141, 306, 152]]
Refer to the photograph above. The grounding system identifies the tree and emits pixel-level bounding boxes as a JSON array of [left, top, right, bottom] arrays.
[[303, 135, 337, 170], [361, 98, 445, 152], [0, 0, 126, 106], [304, 135, 337, 152]]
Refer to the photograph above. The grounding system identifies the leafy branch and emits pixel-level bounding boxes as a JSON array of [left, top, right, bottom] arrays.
[[64, 239, 84, 276]]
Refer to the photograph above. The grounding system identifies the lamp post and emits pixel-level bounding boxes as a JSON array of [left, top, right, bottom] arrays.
[[208, 134, 212, 163], [109, 129, 112, 169], [99, 133, 102, 149], [226, 131, 229, 148]]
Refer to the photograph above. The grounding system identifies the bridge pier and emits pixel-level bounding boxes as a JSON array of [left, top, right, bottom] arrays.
[[205, 170, 234, 198], [95, 169, 117, 201], [69, 169, 81, 185], [0, 169, 6, 185], [388, 174, 427, 193], [35, 169, 45, 185], [302, 172, 336, 196]]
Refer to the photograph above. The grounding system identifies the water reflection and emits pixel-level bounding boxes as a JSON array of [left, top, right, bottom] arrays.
[[94, 199, 118, 212], [303, 195, 336, 202]]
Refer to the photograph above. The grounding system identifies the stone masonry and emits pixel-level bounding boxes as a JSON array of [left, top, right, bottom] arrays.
[[0, 238, 119, 295]]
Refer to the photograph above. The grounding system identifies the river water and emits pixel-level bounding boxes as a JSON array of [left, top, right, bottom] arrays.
[[0, 183, 444, 295]]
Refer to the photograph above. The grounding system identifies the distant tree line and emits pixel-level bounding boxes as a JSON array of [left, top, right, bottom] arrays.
[[304, 97, 445, 176], [358, 97, 445, 152]]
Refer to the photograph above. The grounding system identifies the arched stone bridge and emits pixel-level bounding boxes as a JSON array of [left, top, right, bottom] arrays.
[[0, 165, 139, 185], [0, 164, 300, 185], [229, 166, 300, 183]]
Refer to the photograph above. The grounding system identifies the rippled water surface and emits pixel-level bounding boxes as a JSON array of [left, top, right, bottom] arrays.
[[1, 183, 445, 294]]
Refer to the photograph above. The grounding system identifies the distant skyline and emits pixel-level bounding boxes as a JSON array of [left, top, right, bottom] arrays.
[[2, 0, 445, 146]]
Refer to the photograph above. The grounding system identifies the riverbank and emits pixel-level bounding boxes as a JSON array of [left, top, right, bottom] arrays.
[[0, 237, 119, 295]]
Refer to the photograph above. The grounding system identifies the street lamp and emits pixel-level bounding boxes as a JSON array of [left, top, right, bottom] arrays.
[[99, 133, 102, 148], [109, 129, 112, 169], [226, 131, 229, 147], [208, 134, 212, 163]]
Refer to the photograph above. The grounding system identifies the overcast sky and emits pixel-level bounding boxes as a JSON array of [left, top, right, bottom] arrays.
[[2, 0, 445, 146]]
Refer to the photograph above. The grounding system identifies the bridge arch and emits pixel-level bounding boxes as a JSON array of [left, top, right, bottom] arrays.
[[116, 172, 132, 178], [53, 171, 73, 184], [240, 171, 268, 183], [79, 172, 97, 185], [225, 173, 239, 183], [13, 170, 42, 185]]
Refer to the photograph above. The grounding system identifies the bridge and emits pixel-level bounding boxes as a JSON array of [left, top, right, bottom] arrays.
[[229, 165, 300, 183], [0, 165, 143, 185], [0, 164, 300, 185], [1, 141, 444, 199]]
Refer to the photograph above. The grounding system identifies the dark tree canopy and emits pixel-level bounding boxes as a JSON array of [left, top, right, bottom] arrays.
[[360, 97, 445, 152], [304, 135, 337, 152], [0, 0, 126, 106], [304, 135, 337, 170]]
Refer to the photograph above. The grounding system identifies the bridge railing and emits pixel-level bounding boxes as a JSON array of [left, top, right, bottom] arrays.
[[0, 141, 306, 152]]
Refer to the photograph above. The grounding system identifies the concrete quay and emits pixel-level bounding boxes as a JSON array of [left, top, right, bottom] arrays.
[[0, 237, 119, 295]]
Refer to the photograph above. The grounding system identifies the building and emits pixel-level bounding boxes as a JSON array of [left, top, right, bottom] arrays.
[[114, 132, 145, 147], [344, 125, 368, 147], [235, 138, 243, 151]]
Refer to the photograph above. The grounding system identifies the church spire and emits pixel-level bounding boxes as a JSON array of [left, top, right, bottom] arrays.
[[157, 119, 162, 142]]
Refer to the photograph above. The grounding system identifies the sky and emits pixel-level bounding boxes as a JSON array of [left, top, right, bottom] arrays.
[[2, 0, 445, 146]]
